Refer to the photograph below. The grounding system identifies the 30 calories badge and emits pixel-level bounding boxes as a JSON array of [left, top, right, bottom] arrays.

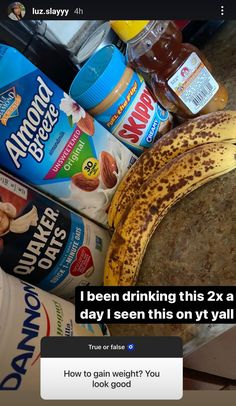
[[0, 86, 21, 126]]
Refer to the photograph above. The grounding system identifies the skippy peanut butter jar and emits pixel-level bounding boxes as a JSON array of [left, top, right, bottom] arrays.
[[0, 268, 107, 391], [70, 45, 173, 156], [0, 170, 111, 299], [0, 44, 136, 226]]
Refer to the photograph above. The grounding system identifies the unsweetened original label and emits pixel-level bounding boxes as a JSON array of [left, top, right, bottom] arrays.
[[0, 45, 136, 226], [0, 171, 110, 299]]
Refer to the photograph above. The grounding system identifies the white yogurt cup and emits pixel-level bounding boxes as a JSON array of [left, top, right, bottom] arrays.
[[0, 268, 106, 391]]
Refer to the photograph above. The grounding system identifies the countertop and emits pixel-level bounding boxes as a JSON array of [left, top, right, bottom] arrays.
[[202, 21, 236, 109]]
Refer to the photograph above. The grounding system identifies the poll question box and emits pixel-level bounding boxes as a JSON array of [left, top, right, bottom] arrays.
[[40, 337, 183, 400]]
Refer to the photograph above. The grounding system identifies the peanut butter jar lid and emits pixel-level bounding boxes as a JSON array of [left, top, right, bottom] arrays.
[[69, 45, 126, 110]]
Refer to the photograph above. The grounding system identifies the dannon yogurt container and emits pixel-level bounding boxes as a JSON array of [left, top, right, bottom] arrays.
[[0, 44, 136, 226], [0, 170, 110, 299], [0, 268, 107, 392]]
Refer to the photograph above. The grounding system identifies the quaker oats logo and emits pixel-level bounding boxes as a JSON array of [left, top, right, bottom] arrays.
[[0, 87, 21, 126]]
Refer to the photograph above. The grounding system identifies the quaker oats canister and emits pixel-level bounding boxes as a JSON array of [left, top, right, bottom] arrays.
[[0, 170, 110, 300]]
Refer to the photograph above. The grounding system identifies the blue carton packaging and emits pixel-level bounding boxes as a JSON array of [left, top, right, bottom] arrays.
[[0, 44, 136, 226]]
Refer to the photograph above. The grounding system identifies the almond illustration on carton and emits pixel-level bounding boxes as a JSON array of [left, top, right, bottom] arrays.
[[77, 112, 95, 136], [100, 151, 118, 189], [72, 172, 99, 192]]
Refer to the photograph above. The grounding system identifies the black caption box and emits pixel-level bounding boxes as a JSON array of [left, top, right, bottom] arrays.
[[75, 286, 236, 324]]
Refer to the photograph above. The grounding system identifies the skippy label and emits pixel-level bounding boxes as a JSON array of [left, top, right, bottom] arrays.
[[94, 73, 171, 155], [0, 270, 107, 391], [0, 171, 110, 299], [0, 44, 136, 226]]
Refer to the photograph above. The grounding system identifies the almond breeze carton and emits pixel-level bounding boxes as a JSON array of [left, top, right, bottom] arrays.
[[0, 44, 136, 226]]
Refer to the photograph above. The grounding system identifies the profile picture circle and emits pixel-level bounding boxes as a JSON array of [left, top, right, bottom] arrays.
[[8, 2, 26, 21]]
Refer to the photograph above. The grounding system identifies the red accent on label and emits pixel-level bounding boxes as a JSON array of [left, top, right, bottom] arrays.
[[181, 67, 190, 78], [70, 246, 93, 276], [118, 88, 155, 144]]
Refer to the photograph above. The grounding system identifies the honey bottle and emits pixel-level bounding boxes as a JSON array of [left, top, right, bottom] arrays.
[[111, 20, 228, 119]]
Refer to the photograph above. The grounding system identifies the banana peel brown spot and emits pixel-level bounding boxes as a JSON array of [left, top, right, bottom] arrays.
[[194, 170, 202, 177]]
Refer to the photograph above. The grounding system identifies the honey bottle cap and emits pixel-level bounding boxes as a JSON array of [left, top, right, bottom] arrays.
[[110, 20, 150, 42]]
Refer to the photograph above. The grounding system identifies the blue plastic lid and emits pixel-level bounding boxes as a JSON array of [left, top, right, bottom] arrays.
[[69, 45, 127, 110]]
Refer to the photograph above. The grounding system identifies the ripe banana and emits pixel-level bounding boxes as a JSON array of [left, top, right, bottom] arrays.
[[104, 142, 236, 286], [108, 110, 236, 228]]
